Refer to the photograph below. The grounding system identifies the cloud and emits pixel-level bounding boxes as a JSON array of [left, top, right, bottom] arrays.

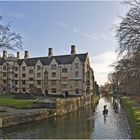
[[90, 51, 117, 85], [59, 21, 113, 41]]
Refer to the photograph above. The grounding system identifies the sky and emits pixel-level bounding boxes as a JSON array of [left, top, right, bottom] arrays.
[[0, 1, 128, 85]]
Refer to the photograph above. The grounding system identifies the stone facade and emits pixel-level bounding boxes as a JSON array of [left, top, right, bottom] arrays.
[[0, 45, 94, 95]]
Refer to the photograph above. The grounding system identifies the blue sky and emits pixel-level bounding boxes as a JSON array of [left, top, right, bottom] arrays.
[[0, 1, 128, 85]]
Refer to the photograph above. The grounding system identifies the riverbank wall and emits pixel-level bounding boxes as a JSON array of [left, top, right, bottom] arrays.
[[56, 95, 99, 115], [110, 93, 140, 139], [0, 95, 99, 128]]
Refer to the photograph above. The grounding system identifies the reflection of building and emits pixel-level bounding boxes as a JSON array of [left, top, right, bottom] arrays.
[[0, 45, 95, 95]]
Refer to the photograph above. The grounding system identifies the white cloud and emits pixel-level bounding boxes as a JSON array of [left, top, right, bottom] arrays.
[[90, 51, 117, 85], [59, 21, 113, 41]]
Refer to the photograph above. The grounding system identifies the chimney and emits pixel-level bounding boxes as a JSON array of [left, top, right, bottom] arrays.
[[48, 48, 53, 57], [24, 51, 29, 59], [71, 45, 76, 55], [2, 50, 7, 60], [17, 52, 20, 59]]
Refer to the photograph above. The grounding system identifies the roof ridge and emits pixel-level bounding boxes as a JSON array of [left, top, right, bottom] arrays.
[[17, 52, 87, 60]]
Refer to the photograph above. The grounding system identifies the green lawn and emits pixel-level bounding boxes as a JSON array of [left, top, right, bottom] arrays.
[[0, 95, 36, 109], [121, 96, 140, 139]]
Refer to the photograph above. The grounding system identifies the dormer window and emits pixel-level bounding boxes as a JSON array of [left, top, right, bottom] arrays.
[[15, 67, 18, 71], [22, 66, 26, 71], [62, 68, 68, 73], [3, 66, 6, 70], [75, 71, 79, 77], [75, 63, 79, 69], [51, 64, 56, 70], [37, 65, 41, 70]]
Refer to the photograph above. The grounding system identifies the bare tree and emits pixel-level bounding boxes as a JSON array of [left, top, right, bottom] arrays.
[[109, 0, 140, 95], [116, 0, 140, 57], [0, 18, 23, 51], [109, 54, 140, 95]]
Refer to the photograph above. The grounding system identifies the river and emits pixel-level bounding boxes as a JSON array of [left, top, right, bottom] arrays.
[[0, 96, 132, 139]]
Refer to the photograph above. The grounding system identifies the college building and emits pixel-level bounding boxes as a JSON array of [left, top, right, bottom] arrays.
[[0, 45, 95, 95]]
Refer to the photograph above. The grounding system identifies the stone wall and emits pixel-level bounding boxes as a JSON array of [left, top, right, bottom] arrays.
[[0, 109, 56, 128], [56, 95, 99, 115], [0, 95, 99, 128]]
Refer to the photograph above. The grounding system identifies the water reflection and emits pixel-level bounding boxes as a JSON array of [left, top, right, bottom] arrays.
[[0, 104, 95, 139], [91, 96, 132, 139], [0, 96, 132, 139], [103, 114, 107, 124]]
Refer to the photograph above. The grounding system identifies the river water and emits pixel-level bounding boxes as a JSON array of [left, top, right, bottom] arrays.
[[0, 96, 132, 139]]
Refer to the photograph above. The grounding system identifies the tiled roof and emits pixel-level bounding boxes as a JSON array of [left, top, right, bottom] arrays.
[[0, 53, 88, 66]]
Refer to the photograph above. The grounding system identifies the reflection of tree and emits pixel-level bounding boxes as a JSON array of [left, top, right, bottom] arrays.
[[104, 96, 112, 103]]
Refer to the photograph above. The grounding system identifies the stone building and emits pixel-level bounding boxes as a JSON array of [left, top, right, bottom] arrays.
[[0, 45, 95, 95]]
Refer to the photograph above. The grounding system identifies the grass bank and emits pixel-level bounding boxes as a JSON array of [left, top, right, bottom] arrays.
[[110, 93, 140, 139], [0, 95, 36, 109]]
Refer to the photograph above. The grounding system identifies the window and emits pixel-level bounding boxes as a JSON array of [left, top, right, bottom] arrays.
[[12, 67, 14, 71], [52, 72, 56, 78], [62, 77, 68, 81], [3, 66, 6, 70], [62, 68, 68, 73], [75, 81, 79, 86], [22, 73, 26, 78], [75, 89, 79, 94], [3, 73, 6, 77], [44, 71, 48, 84], [29, 78, 33, 81], [51, 80, 56, 85], [15, 87, 18, 92], [37, 80, 41, 85], [15, 67, 18, 71], [37, 65, 41, 70], [62, 84, 67, 89], [15, 74, 18, 78], [44, 71, 48, 81], [75, 63, 79, 69], [7, 66, 10, 71], [22, 88, 26, 92], [22, 80, 26, 85], [51, 64, 56, 70], [75, 71, 79, 77], [29, 84, 33, 88], [22, 66, 26, 71], [37, 73, 41, 78], [52, 88, 56, 93], [3, 87, 6, 91], [29, 70, 33, 74], [15, 80, 18, 85], [3, 80, 6, 84]]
